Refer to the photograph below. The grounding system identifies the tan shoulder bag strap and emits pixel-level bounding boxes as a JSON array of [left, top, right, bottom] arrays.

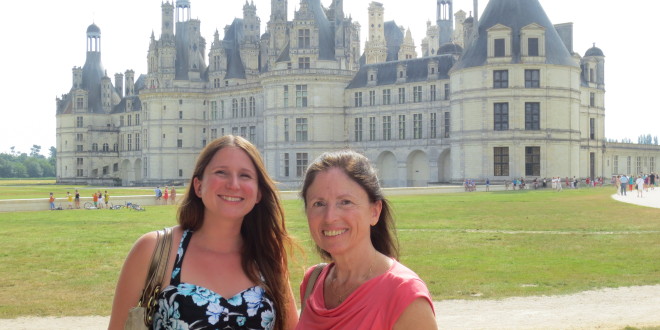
[[138, 227, 173, 326], [300, 263, 327, 318]]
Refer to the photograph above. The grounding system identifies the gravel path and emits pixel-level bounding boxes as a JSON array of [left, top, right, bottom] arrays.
[[1, 285, 659, 329]]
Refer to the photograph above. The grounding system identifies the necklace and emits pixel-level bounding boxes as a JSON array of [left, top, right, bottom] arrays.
[[331, 251, 377, 303]]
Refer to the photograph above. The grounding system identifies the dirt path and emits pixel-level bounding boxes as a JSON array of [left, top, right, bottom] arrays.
[[2, 285, 658, 329]]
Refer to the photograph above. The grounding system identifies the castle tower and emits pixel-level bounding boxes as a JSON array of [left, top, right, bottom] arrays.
[[398, 28, 417, 59], [161, 1, 174, 40], [176, 0, 191, 23], [72, 67, 82, 89], [267, 0, 289, 68], [125, 70, 135, 96], [437, 0, 454, 45], [114, 73, 124, 98], [243, 1, 260, 43], [365, 2, 387, 64]]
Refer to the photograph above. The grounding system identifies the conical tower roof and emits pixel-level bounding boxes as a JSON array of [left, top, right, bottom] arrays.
[[454, 0, 576, 70]]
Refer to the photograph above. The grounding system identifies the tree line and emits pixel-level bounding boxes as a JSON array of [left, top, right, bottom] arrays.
[[0, 145, 56, 178]]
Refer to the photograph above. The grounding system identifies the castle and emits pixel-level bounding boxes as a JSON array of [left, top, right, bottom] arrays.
[[56, 0, 660, 188]]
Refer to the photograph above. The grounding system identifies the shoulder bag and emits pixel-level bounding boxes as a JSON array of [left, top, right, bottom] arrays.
[[124, 227, 173, 330]]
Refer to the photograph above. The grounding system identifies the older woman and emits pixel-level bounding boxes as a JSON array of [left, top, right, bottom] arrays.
[[297, 150, 437, 329], [109, 135, 298, 330]]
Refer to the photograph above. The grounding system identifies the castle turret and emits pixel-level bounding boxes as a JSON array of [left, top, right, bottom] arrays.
[[437, 0, 454, 45], [125, 70, 135, 96], [114, 73, 124, 98], [365, 2, 387, 64]]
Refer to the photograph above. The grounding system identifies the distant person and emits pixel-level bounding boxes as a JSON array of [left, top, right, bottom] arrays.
[[620, 175, 628, 196], [97, 191, 104, 209], [163, 186, 169, 204], [485, 178, 490, 191], [104, 190, 110, 208], [170, 186, 177, 204], [66, 192, 73, 209], [629, 175, 634, 192], [154, 186, 162, 201], [92, 192, 98, 208], [74, 189, 80, 209], [636, 176, 645, 197], [49, 192, 55, 210]]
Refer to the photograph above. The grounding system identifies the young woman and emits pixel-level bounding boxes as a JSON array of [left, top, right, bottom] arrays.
[[109, 135, 298, 329]]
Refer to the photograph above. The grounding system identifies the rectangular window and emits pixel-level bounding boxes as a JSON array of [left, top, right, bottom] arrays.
[[430, 113, 437, 138], [413, 86, 423, 103], [369, 117, 376, 141], [178, 127, 183, 133], [528, 38, 539, 56], [494, 103, 509, 131], [76, 133, 83, 142], [398, 115, 406, 140], [240, 98, 247, 118], [284, 118, 289, 142], [296, 118, 308, 142], [494, 38, 505, 57], [120, 116, 125, 126], [128, 115, 132, 126], [637, 156, 643, 174], [413, 114, 422, 139], [240, 126, 247, 138], [76, 116, 84, 128], [525, 69, 540, 88], [135, 133, 140, 150], [177, 139, 183, 148], [354, 118, 363, 142], [354, 92, 363, 107], [76, 97, 84, 109], [77, 169, 84, 177], [627, 156, 632, 174], [369, 91, 376, 106], [382, 116, 391, 141], [283, 86, 289, 108], [211, 128, 217, 140], [525, 102, 540, 130], [398, 88, 406, 104], [249, 126, 256, 142], [651, 157, 655, 173], [590, 92, 595, 107], [232, 99, 238, 117], [613, 156, 619, 174], [127, 134, 132, 151], [211, 101, 218, 120], [296, 85, 308, 107], [444, 84, 450, 100], [494, 147, 510, 176], [232, 127, 238, 136], [296, 153, 308, 177], [493, 70, 509, 88], [525, 146, 541, 176], [284, 153, 290, 177], [77, 157, 83, 165], [135, 114, 140, 125], [77, 145, 83, 152], [220, 100, 225, 118], [298, 57, 310, 69], [443, 112, 450, 138], [382, 89, 391, 105], [430, 85, 437, 101], [590, 118, 595, 140], [298, 29, 311, 48]]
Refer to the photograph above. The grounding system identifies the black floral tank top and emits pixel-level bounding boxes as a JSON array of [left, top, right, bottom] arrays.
[[152, 230, 276, 329]]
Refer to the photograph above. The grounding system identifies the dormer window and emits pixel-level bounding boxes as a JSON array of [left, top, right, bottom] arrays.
[[487, 24, 512, 62], [494, 39, 505, 57], [528, 38, 539, 56], [521, 23, 546, 59]]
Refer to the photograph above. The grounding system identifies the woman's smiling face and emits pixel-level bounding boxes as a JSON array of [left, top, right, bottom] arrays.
[[304, 167, 382, 257], [193, 146, 261, 222]]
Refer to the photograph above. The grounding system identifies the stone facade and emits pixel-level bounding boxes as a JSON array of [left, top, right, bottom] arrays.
[[56, 0, 660, 188]]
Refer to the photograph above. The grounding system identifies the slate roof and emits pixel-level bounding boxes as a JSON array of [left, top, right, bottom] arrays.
[[347, 55, 456, 89], [81, 52, 106, 114], [223, 18, 247, 79], [454, 0, 577, 70]]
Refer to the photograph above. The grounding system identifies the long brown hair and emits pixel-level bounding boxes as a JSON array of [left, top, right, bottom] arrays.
[[300, 149, 399, 260], [177, 135, 292, 330]]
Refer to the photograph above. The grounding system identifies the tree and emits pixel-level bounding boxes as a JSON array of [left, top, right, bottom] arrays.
[[30, 145, 42, 158], [49, 146, 57, 168]]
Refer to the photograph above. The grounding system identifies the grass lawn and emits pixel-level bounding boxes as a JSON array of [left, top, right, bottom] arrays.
[[0, 187, 658, 317]]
